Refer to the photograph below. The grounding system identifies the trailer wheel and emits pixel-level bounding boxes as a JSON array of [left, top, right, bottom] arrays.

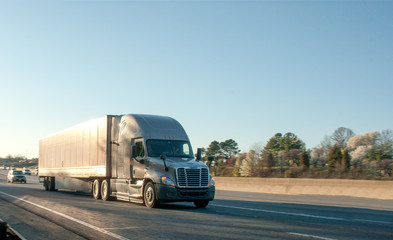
[[101, 180, 110, 201], [194, 200, 209, 208], [44, 177, 49, 191], [45, 177, 55, 191], [92, 179, 101, 199], [49, 177, 56, 191], [144, 182, 159, 208]]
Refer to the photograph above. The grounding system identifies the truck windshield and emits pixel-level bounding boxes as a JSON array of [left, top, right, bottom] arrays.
[[146, 140, 193, 158]]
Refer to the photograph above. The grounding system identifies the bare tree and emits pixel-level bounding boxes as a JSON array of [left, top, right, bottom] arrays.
[[331, 127, 355, 148], [375, 129, 393, 160]]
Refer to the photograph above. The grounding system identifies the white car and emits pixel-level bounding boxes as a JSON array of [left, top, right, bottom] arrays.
[[7, 170, 27, 184]]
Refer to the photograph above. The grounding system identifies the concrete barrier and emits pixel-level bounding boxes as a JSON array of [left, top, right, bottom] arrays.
[[214, 177, 393, 200]]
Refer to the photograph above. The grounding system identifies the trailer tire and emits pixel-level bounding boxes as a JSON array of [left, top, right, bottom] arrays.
[[101, 179, 110, 201], [92, 179, 101, 200], [194, 200, 209, 208], [144, 182, 159, 208], [44, 177, 49, 191], [49, 177, 56, 191]]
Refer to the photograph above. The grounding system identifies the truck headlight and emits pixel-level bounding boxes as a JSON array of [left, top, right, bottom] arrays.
[[209, 175, 215, 186], [161, 176, 175, 187]]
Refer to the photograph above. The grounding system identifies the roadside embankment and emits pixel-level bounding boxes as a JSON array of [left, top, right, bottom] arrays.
[[215, 177, 393, 200]]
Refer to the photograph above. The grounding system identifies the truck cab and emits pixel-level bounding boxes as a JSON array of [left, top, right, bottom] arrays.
[[108, 114, 215, 208]]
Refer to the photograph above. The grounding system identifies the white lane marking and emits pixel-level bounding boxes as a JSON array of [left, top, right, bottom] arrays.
[[354, 219, 391, 224], [0, 191, 130, 240], [288, 232, 337, 240], [104, 226, 140, 230], [211, 203, 392, 224], [211, 203, 345, 221]]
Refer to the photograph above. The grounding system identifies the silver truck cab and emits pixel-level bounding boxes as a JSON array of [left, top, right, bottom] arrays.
[[111, 114, 215, 208]]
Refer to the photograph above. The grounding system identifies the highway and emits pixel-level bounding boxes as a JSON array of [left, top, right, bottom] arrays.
[[0, 169, 392, 240]]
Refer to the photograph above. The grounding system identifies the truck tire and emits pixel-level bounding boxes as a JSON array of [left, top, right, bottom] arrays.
[[49, 177, 56, 191], [44, 177, 49, 191], [92, 179, 101, 200], [144, 182, 159, 208], [194, 200, 209, 208], [101, 179, 110, 201]]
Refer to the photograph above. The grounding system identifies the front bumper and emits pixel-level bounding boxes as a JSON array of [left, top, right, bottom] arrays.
[[11, 177, 26, 183], [156, 184, 215, 203]]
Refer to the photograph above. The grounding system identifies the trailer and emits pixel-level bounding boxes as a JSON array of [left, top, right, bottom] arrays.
[[39, 114, 215, 208]]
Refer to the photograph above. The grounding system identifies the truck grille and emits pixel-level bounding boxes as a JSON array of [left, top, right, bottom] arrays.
[[177, 168, 209, 187]]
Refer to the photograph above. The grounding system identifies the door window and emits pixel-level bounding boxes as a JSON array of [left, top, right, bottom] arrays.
[[135, 141, 145, 158]]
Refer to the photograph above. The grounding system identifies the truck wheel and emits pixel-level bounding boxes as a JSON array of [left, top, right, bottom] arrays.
[[101, 180, 110, 201], [144, 182, 159, 208], [92, 179, 101, 200], [194, 200, 209, 208], [44, 177, 49, 191], [49, 177, 56, 191]]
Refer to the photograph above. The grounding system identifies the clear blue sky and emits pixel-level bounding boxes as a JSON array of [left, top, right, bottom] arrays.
[[1, 0, 392, 158]]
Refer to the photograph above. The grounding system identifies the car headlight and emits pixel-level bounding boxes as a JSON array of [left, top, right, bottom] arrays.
[[161, 176, 175, 187], [209, 175, 215, 187]]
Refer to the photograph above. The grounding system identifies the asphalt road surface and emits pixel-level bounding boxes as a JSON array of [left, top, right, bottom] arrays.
[[0, 169, 392, 240]]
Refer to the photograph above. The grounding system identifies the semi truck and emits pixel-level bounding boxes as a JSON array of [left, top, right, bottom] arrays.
[[39, 114, 215, 208]]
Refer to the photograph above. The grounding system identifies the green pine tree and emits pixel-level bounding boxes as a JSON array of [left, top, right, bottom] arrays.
[[342, 148, 351, 172], [300, 150, 310, 168], [328, 145, 342, 171]]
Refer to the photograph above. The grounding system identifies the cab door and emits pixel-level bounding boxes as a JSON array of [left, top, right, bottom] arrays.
[[130, 138, 146, 180]]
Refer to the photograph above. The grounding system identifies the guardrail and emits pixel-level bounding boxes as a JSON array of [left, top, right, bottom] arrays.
[[215, 177, 393, 200], [0, 218, 25, 240]]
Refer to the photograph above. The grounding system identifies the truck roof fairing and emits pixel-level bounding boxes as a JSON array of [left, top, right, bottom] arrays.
[[119, 114, 189, 141]]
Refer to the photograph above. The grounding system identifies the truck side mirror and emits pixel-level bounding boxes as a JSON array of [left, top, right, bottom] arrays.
[[132, 144, 145, 164], [196, 148, 202, 161], [160, 155, 168, 171], [131, 145, 137, 158], [208, 156, 215, 168]]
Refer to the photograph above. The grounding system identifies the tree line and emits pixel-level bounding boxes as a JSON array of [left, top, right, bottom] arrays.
[[2, 128, 392, 179], [0, 155, 38, 168], [201, 127, 393, 180]]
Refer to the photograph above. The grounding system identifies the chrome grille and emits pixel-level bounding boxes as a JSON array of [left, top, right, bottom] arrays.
[[177, 168, 209, 187]]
